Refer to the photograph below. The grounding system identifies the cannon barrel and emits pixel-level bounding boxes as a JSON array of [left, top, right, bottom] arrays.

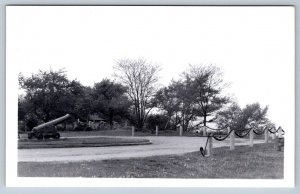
[[32, 114, 71, 131]]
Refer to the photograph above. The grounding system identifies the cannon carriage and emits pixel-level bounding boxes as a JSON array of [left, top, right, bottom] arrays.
[[28, 114, 71, 140]]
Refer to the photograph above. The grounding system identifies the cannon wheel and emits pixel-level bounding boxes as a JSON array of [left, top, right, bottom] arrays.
[[28, 133, 33, 139], [53, 133, 60, 139], [36, 134, 43, 140]]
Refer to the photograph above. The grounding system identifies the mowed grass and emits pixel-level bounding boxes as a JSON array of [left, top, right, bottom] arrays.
[[18, 137, 151, 149], [18, 143, 283, 178]]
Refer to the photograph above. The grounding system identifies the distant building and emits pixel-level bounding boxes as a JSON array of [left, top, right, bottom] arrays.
[[87, 114, 107, 130]]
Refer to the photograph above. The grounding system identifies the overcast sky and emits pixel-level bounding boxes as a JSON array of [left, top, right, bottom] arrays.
[[7, 6, 294, 130]]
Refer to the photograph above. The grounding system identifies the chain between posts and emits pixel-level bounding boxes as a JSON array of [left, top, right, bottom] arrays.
[[200, 129, 235, 157], [199, 126, 283, 157], [253, 126, 281, 135], [234, 128, 253, 138], [205, 125, 229, 131]]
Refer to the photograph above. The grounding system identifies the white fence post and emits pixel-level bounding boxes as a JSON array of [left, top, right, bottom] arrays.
[[230, 130, 235, 150], [203, 126, 207, 136], [179, 126, 183, 136], [156, 125, 158, 136], [249, 128, 254, 147], [276, 127, 284, 151], [206, 137, 213, 156], [132, 126, 135, 137], [264, 129, 269, 143], [271, 133, 276, 140], [278, 127, 283, 138]]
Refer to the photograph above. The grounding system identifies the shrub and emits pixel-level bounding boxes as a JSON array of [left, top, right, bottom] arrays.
[[146, 114, 169, 133]]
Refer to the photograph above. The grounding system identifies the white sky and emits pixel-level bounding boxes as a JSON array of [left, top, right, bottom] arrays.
[[7, 6, 295, 130]]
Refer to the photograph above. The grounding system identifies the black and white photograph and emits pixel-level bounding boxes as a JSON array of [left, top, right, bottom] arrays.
[[6, 6, 295, 187]]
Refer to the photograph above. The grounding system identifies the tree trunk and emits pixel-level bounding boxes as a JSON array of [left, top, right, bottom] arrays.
[[203, 113, 207, 135], [109, 109, 114, 130]]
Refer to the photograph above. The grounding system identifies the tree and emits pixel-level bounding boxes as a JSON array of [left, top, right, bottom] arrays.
[[114, 58, 160, 130], [18, 95, 27, 122], [176, 76, 200, 131], [215, 102, 242, 130], [19, 69, 85, 123], [155, 81, 185, 130], [146, 114, 169, 133], [240, 103, 269, 130], [18, 94, 39, 131], [216, 102, 269, 131], [73, 86, 94, 121], [91, 79, 131, 128], [184, 65, 229, 129], [154, 65, 229, 132], [156, 79, 198, 131]]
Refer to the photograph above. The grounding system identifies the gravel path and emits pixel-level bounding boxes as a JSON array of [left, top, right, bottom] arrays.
[[18, 136, 264, 162]]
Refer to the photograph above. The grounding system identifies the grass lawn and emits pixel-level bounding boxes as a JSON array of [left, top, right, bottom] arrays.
[[18, 143, 283, 178], [18, 137, 151, 149]]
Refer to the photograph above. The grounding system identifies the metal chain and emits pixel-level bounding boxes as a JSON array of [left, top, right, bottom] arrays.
[[199, 126, 283, 157], [253, 129, 265, 135], [204, 125, 229, 131], [267, 127, 281, 134], [200, 135, 212, 157], [234, 128, 252, 138], [213, 129, 234, 141]]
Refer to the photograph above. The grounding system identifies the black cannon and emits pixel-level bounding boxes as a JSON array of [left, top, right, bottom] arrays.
[[28, 114, 71, 140]]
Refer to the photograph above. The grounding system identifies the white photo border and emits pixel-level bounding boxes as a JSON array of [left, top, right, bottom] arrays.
[[5, 5, 295, 188]]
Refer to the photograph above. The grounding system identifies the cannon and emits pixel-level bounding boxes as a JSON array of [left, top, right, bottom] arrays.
[[28, 114, 71, 140]]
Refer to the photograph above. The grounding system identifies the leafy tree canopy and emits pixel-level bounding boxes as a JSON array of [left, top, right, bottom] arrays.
[[19, 69, 85, 123]]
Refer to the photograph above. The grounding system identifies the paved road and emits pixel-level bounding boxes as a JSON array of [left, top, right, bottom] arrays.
[[18, 136, 264, 162]]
